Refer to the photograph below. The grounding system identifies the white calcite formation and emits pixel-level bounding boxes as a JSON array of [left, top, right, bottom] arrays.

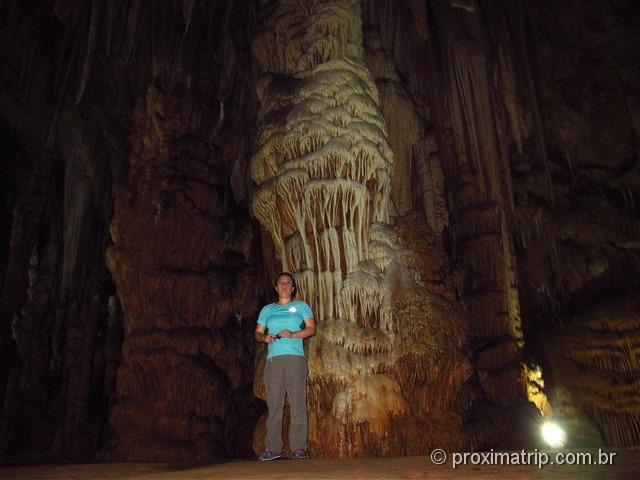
[[251, 0, 469, 457], [251, 0, 393, 327]]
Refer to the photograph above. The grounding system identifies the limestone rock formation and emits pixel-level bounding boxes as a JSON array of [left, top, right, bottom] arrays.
[[425, 1, 529, 448], [250, 0, 471, 457], [103, 79, 260, 461]]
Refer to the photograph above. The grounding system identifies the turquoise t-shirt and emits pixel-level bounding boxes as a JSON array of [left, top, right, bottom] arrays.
[[257, 300, 313, 359]]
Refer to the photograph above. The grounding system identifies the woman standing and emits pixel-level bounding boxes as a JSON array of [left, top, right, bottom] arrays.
[[255, 271, 316, 461]]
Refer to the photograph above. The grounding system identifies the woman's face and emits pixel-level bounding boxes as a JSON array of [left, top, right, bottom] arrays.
[[275, 275, 294, 299]]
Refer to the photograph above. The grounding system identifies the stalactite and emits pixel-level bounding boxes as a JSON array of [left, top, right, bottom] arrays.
[[0, 2, 126, 452], [538, 280, 640, 448], [573, 370, 640, 447], [181, 0, 196, 46], [376, 79, 420, 215], [337, 265, 388, 329], [124, 0, 143, 65], [105, 0, 122, 55], [513, 0, 554, 204], [564, 331, 640, 373], [586, 408, 640, 448], [418, 135, 449, 238], [2, 0, 639, 461], [75, 0, 103, 104]]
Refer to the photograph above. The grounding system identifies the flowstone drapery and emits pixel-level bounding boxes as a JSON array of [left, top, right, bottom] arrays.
[[250, 0, 470, 457], [252, 56, 393, 324]]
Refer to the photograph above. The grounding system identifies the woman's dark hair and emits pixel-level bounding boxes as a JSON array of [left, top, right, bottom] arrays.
[[274, 271, 297, 298]]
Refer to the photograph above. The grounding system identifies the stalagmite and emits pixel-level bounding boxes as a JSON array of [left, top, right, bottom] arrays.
[[101, 22, 262, 456]]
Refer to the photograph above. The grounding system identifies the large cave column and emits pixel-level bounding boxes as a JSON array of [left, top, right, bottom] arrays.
[[250, 0, 395, 455], [103, 73, 260, 461], [250, 0, 471, 457], [428, 0, 529, 446]]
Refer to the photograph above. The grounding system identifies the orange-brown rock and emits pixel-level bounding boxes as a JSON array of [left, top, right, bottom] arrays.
[[102, 77, 261, 461]]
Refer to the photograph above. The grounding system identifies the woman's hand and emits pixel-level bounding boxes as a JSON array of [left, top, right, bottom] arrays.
[[264, 334, 277, 344], [278, 329, 293, 338]]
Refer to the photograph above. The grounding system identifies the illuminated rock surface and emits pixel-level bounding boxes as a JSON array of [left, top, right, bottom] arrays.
[[250, 0, 470, 457]]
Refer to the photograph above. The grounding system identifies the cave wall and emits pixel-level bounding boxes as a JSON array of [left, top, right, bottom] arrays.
[[0, 0, 265, 461], [1, 0, 639, 462], [512, 0, 640, 446], [0, 0, 130, 455], [367, 0, 640, 448], [361, 0, 536, 449]]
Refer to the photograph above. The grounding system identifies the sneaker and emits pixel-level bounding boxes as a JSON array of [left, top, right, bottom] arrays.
[[258, 450, 282, 461], [292, 448, 308, 459]]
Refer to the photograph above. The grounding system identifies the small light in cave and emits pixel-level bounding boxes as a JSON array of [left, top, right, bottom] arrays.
[[541, 422, 566, 448]]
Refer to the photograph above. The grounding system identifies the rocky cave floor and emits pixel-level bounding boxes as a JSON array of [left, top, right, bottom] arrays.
[[2, 449, 640, 479]]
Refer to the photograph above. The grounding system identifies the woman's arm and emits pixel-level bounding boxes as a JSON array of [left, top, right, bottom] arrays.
[[255, 323, 277, 344], [279, 317, 316, 339]]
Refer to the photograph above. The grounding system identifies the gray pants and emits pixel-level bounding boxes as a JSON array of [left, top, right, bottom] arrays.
[[264, 355, 308, 452]]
